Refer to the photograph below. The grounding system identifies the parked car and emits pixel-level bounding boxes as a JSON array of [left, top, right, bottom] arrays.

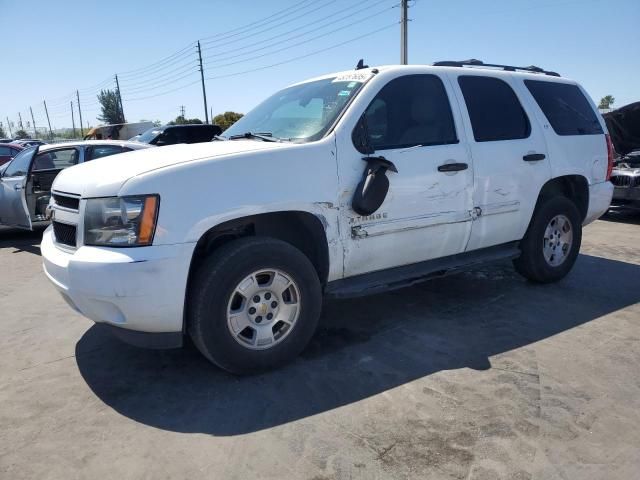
[[83, 122, 154, 141], [134, 124, 222, 146], [603, 102, 640, 209], [0, 139, 15, 144], [42, 61, 613, 373], [0, 143, 23, 166], [0, 140, 153, 229], [12, 139, 47, 147]]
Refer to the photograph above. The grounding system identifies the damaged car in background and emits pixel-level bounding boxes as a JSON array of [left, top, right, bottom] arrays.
[[603, 101, 640, 209]]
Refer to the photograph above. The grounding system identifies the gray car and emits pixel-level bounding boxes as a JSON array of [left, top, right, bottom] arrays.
[[0, 140, 153, 230]]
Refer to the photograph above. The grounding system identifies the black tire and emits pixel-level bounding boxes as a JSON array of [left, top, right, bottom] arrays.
[[188, 236, 322, 374], [514, 195, 582, 283]]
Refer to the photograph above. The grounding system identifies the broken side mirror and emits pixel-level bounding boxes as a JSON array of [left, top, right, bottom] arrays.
[[352, 156, 398, 216]]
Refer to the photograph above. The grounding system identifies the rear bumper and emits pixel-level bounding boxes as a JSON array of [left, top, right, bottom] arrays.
[[584, 181, 614, 225], [41, 227, 196, 342]]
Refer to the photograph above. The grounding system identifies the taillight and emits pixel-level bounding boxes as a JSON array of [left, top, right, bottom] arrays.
[[605, 134, 614, 181]]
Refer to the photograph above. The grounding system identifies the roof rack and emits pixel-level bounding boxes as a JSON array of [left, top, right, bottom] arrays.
[[433, 59, 560, 77]]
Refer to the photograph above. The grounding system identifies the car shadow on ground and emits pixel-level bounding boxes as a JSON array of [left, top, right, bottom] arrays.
[[601, 208, 640, 225], [0, 226, 45, 256], [75, 254, 640, 436]]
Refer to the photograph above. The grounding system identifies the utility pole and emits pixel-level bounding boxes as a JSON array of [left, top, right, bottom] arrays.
[[115, 74, 125, 123], [400, 0, 408, 65], [197, 41, 209, 124], [76, 90, 84, 137], [43, 101, 54, 139], [180, 105, 185, 118], [29, 107, 37, 138], [6, 117, 12, 137], [71, 101, 77, 138]]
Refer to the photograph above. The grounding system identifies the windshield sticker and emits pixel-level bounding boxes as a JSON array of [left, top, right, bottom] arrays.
[[338, 90, 351, 97], [332, 71, 373, 83], [347, 81, 358, 88]]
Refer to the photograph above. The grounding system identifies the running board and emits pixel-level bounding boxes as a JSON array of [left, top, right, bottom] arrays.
[[325, 242, 521, 299]]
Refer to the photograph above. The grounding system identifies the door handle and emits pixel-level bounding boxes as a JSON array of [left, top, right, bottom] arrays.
[[437, 162, 468, 172], [523, 153, 546, 162], [14, 184, 23, 191]]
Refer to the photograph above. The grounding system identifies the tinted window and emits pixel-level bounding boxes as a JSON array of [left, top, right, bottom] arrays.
[[525, 80, 603, 136], [189, 126, 216, 143], [0, 146, 11, 155], [157, 127, 187, 145], [3, 147, 35, 177], [459, 76, 530, 142], [86, 145, 123, 161], [33, 148, 79, 171], [362, 74, 457, 150], [137, 128, 162, 143]]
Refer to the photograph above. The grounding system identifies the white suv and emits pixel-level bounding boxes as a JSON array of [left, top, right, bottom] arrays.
[[42, 61, 614, 373]]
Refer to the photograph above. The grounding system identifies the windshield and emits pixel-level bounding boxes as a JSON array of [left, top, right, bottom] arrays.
[[136, 127, 163, 144], [223, 76, 366, 142]]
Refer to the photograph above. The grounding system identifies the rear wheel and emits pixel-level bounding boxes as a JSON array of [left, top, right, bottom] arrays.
[[514, 195, 582, 283], [188, 236, 322, 374]]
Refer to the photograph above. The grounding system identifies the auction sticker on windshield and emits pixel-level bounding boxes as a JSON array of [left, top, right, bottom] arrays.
[[331, 71, 374, 83]]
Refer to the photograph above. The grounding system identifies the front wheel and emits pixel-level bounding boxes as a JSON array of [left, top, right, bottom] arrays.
[[188, 236, 322, 374], [514, 196, 582, 283]]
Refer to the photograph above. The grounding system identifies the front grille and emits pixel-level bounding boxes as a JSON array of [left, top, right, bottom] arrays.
[[53, 221, 77, 247], [53, 193, 80, 210]]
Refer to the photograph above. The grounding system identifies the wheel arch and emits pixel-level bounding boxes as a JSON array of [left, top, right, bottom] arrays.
[[534, 175, 589, 222], [183, 210, 331, 331]]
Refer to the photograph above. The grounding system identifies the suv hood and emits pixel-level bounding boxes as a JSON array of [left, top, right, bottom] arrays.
[[52, 140, 291, 197]]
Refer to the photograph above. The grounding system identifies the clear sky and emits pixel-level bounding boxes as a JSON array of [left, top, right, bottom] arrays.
[[2, 0, 638, 134]]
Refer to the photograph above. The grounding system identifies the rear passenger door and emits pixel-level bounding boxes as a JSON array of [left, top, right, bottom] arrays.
[[451, 74, 551, 251]]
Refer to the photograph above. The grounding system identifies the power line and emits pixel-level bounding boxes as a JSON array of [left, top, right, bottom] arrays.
[[202, 0, 385, 59], [199, 0, 316, 43], [202, 5, 395, 70], [123, 21, 396, 102], [205, 23, 398, 82], [118, 62, 199, 91], [200, 0, 339, 49], [117, 41, 197, 78]]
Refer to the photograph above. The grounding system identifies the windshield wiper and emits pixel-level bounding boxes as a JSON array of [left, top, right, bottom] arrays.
[[227, 132, 279, 142], [213, 135, 227, 141]]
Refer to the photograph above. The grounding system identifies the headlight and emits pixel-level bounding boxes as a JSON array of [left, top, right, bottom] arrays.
[[84, 195, 159, 247]]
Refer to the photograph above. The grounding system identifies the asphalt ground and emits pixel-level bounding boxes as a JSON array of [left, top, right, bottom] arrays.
[[1, 212, 639, 479]]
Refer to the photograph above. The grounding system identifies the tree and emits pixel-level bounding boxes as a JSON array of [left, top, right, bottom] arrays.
[[213, 111, 244, 131], [168, 115, 203, 125], [97, 89, 125, 124], [0, 124, 6, 138], [598, 95, 615, 110], [14, 129, 29, 139]]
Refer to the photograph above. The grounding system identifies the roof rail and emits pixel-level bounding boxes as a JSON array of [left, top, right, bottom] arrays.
[[433, 59, 560, 77]]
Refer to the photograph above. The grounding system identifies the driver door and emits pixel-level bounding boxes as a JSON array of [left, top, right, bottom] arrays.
[[0, 147, 37, 229], [336, 73, 474, 277]]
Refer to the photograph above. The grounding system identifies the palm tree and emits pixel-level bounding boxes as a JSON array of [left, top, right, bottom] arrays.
[[598, 95, 615, 109]]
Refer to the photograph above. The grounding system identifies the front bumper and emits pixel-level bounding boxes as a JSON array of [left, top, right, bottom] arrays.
[[41, 227, 196, 347], [583, 181, 614, 225]]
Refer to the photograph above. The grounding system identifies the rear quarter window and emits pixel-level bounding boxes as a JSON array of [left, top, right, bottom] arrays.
[[524, 80, 603, 136]]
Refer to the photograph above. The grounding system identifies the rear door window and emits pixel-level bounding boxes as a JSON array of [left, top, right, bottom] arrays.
[[458, 76, 531, 142], [85, 145, 124, 161], [524, 80, 603, 136]]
